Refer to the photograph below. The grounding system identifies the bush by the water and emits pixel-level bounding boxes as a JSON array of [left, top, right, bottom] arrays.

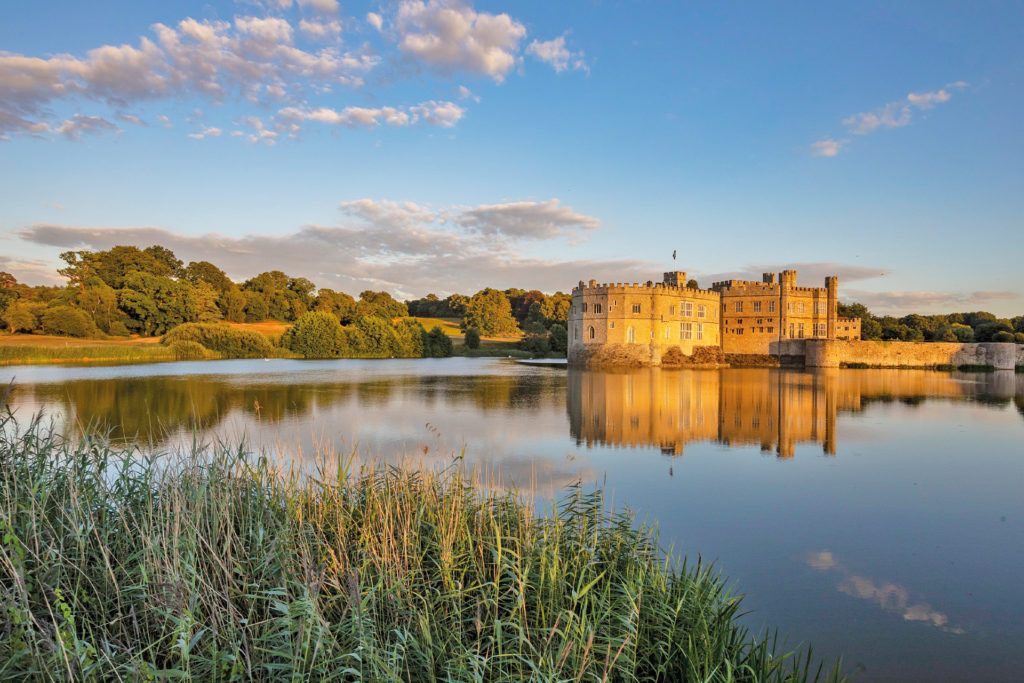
[[162, 322, 274, 358], [168, 339, 212, 361], [0, 410, 841, 681], [463, 326, 480, 349], [423, 325, 453, 357], [283, 310, 347, 358]]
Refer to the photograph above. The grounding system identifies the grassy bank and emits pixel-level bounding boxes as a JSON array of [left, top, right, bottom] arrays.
[[0, 342, 179, 365], [0, 411, 840, 681]]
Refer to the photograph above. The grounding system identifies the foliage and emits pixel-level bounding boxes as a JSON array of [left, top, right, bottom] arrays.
[[463, 288, 519, 336], [168, 339, 212, 361], [0, 415, 843, 682], [2, 301, 43, 334], [356, 290, 408, 319], [284, 311, 347, 358], [687, 278, 700, 289], [549, 323, 568, 354], [162, 323, 275, 358], [463, 326, 481, 349], [424, 326, 453, 357], [40, 305, 100, 338], [118, 271, 197, 336]]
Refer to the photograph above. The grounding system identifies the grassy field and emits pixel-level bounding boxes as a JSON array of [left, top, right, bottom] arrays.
[[0, 410, 842, 681], [0, 334, 177, 365]]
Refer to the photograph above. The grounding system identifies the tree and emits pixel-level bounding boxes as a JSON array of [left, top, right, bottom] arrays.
[[144, 245, 184, 278], [464, 327, 481, 349], [118, 272, 197, 335], [686, 279, 699, 289], [539, 295, 571, 325], [463, 289, 519, 336], [193, 283, 223, 323], [424, 326, 453, 357], [548, 323, 567, 354], [184, 261, 233, 292], [2, 301, 42, 333], [356, 290, 408, 319], [221, 288, 247, 323], [41, 305, 99, 338], [286, 311, 346, 358]]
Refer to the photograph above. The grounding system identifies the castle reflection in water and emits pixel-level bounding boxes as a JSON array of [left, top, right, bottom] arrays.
[[568, 368, 1023, 457]]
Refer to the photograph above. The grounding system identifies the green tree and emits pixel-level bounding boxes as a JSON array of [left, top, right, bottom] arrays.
[[548, 323, 567, 354], [184, 260, 233, 292], [463, 289, 519, 336], [686, 279, 699, 289], [424, 326, 453, 357], [118, 272, 197, 335], [193, 282, 223, 323], [356, 316, 400, 356], [316, 289, 357, 323], [2, 300, 42, 333], [40, 305, 100, 338], [539, 295, 571, 325], [463, 327, 481, 349], [221, 288, 247, 323], [286, 311, 347, 358]]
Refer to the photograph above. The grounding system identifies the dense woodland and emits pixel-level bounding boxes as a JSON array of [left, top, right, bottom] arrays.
[[0, 245, 1021, 359]]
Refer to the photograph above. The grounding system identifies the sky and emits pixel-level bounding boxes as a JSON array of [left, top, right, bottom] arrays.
[[1, 0, 1022, 316]]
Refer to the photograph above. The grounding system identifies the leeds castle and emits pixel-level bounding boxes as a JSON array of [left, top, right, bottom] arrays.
[[567, 269, 862, 366]]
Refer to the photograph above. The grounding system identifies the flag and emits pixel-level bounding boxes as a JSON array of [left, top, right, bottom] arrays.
[[672, 249, 677, 261]]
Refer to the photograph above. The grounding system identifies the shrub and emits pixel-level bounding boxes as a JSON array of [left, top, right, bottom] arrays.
[[107, 321, 130, 337], [424, 326, 453, 357], [40, 305, 100, 338], [519, 332, 551, 357], [393, 318, 426, 358], [162, 323, 274, 358], [993, 331, 1015, 343], [286, 311, 346, 358], [2, 301, 42, 334], [548, 323, 567, 354], [169, 340, 211, 361], [463, 326, 480, 349], [1015, 332, 1024, 343]]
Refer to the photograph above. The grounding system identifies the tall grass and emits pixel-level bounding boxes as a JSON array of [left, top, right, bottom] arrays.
[[0, 407, 843, 681], [0, 344, 179, 365]]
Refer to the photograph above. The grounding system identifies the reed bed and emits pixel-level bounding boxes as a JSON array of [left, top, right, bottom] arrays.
[[0, 344, 178, 366], [0, 408, 842, 681]]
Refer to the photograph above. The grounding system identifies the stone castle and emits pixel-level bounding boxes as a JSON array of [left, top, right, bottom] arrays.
[[567, 269, 862, 366]]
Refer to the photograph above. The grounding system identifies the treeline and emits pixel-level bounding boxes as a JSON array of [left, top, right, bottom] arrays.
[[407, 287, 571, 355], [838, 303, 1024, 343]]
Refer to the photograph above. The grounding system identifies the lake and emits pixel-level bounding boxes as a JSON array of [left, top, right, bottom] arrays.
[[4, 358, 1023, 681]]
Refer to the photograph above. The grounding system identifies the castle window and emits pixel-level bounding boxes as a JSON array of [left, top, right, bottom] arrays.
[[680, 322, 693, 340], [588, 326, 595, 340], [759, 327, 764, 333], [815, 302, 827, 315], [768, 326, 774, 333], [789, 323, 795, 337], [627, 326, 635, 343], [610, 321, 615, 329], [582, 302, 588, 313], [594, 303, 602, 314], [757, 318, 763, 325], [769, 301, 776, 313], [814, 323, 827, 337], [696, 323, 704, 340], [753, 301, 762, 313], [651, 331, 655, 340], [665, 326, 671, 339], [683, 301, 693, 317], [798, 302, 805, 313], [632, 303, 642, 314], [697, 304, 706, 318], [735, 301, 744, 313], [788, 303, 794, 313], [669, 305, 676, 316], [798, 323, 805, 338]]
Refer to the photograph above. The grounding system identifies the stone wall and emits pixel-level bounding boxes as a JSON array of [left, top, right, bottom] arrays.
[[799, 340, 1022, 370]]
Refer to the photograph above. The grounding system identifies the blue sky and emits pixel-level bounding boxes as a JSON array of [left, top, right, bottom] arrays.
[[1, 1, 1021, 315]]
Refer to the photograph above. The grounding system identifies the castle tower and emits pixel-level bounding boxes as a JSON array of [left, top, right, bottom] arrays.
[[779, 270, 796, 338], [663, 271, 687, 288], [825, 276, 838, 339]]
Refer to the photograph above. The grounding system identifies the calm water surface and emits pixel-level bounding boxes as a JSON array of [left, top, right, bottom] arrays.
[[4, 358, 1023, 681]]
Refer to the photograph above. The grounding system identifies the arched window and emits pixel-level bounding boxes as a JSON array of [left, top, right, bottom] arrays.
[[588, 326, 595, 340], [627, 326, 635, 343]]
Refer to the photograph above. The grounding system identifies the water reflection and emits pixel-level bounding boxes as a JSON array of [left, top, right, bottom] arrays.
[[568, 368, 1024, 457], [805, 551, 964, 635]]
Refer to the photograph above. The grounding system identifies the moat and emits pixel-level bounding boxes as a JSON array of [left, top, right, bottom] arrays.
[[5, 358, 1023, 681]]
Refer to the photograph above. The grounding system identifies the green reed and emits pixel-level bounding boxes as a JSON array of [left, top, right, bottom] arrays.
[[0, 344, 179, 366], [0, 407, 844, 681]]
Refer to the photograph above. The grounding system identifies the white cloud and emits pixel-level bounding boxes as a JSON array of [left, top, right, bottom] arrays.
[[810, 137, 844, 157], [842, 84, 966, 136], [279, 99, 463, 129], [457, 199, 600, 240], [187, 125, 222, 139], [298, 18, 341, 41], [16, 198, 622, 296], [393, 0, 527, 82], [296, 0, 339, 15], [526, 35, 587, 73], [842, 288, 1019, 315], [366, 12, 384, 31], [455, 84, 479, 102], [156, 114, 172, 128], [54, 114, 118, 140], [0, 15, 378, 137]]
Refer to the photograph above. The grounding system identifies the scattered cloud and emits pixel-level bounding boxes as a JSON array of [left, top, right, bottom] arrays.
[[117, 113, 145, 126], [806, 550, 964, 634], [393, 0, 527, 82], [298, 18, 342, 41], [813, 82, 967, 156], [278, 99, 464, 129], [53, 114, 119, 140], [455, 85, 480, 102], [366, 12, 384, 31], [527, 34, 588, 73], [296, 0, 339, 15], [15, 198, 635, 296], [156, 114, 172, 128], [457, 199, 600, 241], [702, 262, 890, 287], [187, 125, 222, 139], [0, 255, 64, 285], [842, 288, 1019, 315], [810, 137, 844, 157]]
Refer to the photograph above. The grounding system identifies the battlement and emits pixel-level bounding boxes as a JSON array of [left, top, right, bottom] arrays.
[[574, 279, 719, 299]]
